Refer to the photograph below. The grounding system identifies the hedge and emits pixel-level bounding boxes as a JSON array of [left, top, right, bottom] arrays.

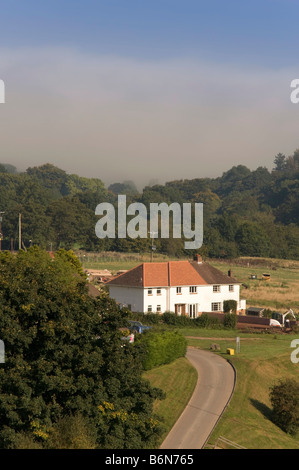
[[141, 330, 187, 370], [127, 311, 222, 328]]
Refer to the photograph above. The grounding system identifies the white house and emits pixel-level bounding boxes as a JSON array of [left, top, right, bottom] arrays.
[[106, 255, 246, 317]]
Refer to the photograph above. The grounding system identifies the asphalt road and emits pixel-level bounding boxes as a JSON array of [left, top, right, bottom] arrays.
[[160, 347, 235, 449]]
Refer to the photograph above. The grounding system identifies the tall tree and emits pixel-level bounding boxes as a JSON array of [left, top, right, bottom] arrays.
[[0, 248, 163, 449]]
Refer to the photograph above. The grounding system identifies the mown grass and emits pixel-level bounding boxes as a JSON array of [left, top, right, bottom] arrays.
[[185, 330, 299, 449], [143, 356, 198, 447], [144, 328, 299, 449]]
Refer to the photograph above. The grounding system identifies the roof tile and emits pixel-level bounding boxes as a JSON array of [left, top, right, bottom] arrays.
[[106, 260, 239, 287]]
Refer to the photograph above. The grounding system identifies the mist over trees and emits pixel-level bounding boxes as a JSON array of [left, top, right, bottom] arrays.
[[1, 149, 299, 259]]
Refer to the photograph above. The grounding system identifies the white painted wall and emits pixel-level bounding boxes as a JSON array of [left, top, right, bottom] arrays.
[[109, 283, 244, 316], [108, 286, 144, 312]]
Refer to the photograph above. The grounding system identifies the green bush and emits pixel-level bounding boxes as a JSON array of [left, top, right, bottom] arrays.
[[194, 313, 221, 328], [126, 312, 163, 325], [223, 313, 237, 329], [162, 312, 194, 327], [270, 379, 299, 435], [223, 300, 237, 314], [141, 330, 187, 370]]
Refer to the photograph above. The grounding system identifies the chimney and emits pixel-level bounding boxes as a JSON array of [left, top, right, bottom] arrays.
[[193, 254, 202, 264], [228, 269, 232, 277]]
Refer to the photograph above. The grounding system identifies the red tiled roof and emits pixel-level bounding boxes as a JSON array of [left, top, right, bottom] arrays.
[[106, 260, 239, 288]]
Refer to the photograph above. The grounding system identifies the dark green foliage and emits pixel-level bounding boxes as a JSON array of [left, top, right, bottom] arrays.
[[223, 313, 237, 329], [141, 330, 187, 370], [162, 311, 195, 327], [0, 248, 164, 449], [269, 379, 299, 435], [194, 313, 221, 328], [2, 151, 299, 258], [223, 300, 237, 314], [127, 311, 221, 328]]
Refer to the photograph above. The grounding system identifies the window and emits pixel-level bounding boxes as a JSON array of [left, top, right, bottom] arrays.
[[147, 305, 152, 312], [148, 289, 152, 295], [189, 286, 197, 293], [176, 287, 182, 294], [211, 302, 221, 312], [229, 284, 234, 292], [157, 288, 162, 295], [157, 305, 161, 313], [213, 285, 220, 292]]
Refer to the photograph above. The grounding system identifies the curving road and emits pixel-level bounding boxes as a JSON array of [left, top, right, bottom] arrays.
[[160, 347, 235, 449]]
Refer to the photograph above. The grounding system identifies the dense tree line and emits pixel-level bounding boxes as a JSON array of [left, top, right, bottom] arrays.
[[0, 247, 164, 448], [1, 150, 299, 259]]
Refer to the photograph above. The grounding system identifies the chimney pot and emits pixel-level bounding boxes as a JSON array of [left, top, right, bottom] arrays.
[[193, 254, 202, 264]]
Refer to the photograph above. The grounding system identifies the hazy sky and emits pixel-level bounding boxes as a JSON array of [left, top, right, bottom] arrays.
[[1, 0, 299, 188]]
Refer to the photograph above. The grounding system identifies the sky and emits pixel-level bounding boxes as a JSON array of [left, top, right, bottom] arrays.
[[1, 0, 299, 188]]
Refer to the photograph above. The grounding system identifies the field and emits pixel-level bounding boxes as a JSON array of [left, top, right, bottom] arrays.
[[210, 257, 299, 314]]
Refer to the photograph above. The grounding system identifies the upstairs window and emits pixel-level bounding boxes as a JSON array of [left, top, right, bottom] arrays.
[[176, 287, 182, 294], [213, 285, 220, 292], [189, 286, 197, 294]]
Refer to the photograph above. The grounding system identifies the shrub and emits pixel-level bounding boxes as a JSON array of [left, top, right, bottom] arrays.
[[269, 378, 299, 435], [223, 300, 237, 314], [194, 313, 221, 328], [141, 330, 187, 370], [223, 313, 237, 329], [162, 312, 194, 327], [126, 312, 163, 325]]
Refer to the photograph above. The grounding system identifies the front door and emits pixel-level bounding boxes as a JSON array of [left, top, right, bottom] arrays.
[[175, 304, 186, 316]]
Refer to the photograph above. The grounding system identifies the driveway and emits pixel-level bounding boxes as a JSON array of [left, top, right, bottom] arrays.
[[160, 347, 235, 449]]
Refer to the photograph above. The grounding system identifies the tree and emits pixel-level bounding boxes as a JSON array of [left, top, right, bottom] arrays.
[[235, 222, 271, 257], [0, 247, 164, 448], [273, 153, 287, 171], [269, 379, 299, 435]]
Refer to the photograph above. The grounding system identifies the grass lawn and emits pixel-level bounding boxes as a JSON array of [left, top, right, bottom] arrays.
[[143, 356, 197, 447], [145, 329, 299, 449], [185, 330, 299, 449]]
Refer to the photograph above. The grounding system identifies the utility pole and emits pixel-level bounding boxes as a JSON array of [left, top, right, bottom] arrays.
[[18, 213, 22, 250], [0, 211, 5, 251], [148, 231, 158, 262]]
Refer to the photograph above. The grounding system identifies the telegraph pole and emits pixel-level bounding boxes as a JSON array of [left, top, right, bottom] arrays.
[[148, 231, 158, 262], [0, 211, 5, 251], [18, 213, 22, 250]]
